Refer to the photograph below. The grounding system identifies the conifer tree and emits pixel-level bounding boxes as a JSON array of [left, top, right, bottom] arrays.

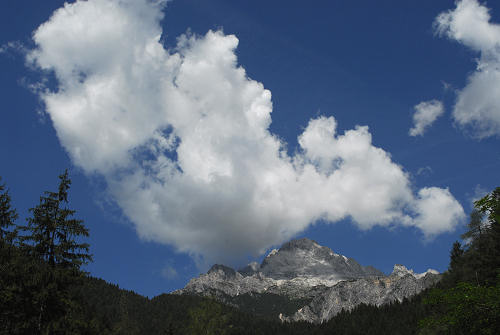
[[0, 177, 22, 334], [22, 170, 92, 269], [0, 177, 18, 245], [20, 170, 92, 334], [443, 241, 465, 286]]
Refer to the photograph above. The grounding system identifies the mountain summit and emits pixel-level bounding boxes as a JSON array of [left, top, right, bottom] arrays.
[[257, 238, 384, 280], [175, 238, 440, 323]]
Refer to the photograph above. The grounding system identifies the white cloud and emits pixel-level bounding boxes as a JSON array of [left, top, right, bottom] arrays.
[[435, 0, 500, 138], [27, 0, 465, 266], [412, 187, 466, 237], [409, 100, 444, 136]]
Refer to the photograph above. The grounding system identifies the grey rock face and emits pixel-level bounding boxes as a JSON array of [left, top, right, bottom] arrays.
[[260, 238, 384, 280], [175, 238, 440, 323], [176, 265, 274, 298], [208, 264, 238, 279], [238, 261, 260, 276], [289, 267, 441, 323]]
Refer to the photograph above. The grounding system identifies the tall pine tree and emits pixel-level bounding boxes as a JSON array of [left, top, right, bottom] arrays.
[[22, 170, 92, 269], [0, 177, 23, 334], [20, 170, 92, 334], [0, 177, 18, 245]]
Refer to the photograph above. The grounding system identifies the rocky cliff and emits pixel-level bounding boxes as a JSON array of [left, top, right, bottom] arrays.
[[287, 264, 440, 323]]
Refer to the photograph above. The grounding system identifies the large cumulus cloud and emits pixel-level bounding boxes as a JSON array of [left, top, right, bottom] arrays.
[[27, 0, 465, 265], [435, 0, 500, 138]]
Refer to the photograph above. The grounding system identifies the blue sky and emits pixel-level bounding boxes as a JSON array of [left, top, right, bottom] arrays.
[[1, 0, 500, 297]]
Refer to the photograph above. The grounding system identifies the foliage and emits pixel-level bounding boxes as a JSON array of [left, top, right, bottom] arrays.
[[419, 186, 500, 334], [20, 170, 92, 270], [0, 177, 18, 244], [0, 177, 29, 334], [187, 299, 231, 334], [215, 290, 312, 320], [0, 172, 93, 334], [420, 280, 500, 334]]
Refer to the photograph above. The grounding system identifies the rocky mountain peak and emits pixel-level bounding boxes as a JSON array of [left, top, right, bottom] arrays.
[[278, 238, 321, 251], [392, 264, 412, 276], [259, 238, 384, 280], [208, 264, 238, 279], [391, 264, 440, 279]]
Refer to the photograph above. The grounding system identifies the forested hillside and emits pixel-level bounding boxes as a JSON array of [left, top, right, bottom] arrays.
[[1, 172, 499, 334]]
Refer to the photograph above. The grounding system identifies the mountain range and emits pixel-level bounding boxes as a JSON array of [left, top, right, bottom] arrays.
[[175, 238, 441, 323]]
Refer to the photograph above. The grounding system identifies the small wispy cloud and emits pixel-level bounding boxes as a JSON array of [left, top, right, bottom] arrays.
[[441, 80, 454, 92], [161, 264, 179, 280], [0, 41, 27, 56], [409, 100, 444, 137], [417, 166, 433, 176]]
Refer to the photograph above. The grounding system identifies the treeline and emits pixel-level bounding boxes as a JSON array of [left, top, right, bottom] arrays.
[[1, 172, 499, 334]]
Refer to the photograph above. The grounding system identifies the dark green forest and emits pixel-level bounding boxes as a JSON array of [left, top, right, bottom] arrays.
[[1, 172, 499, 334]]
